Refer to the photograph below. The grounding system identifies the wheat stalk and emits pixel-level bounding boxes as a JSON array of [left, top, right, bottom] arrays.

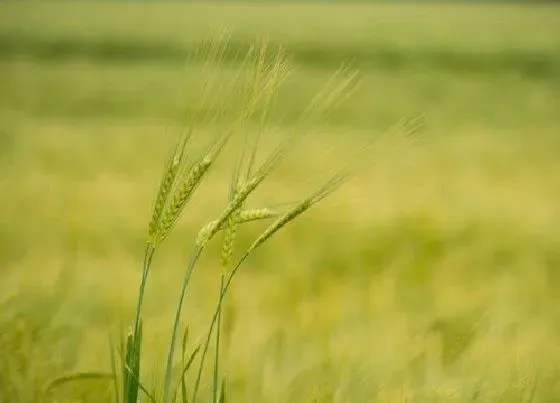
[[191, 173, 349, 403], [160, 42, 293, 403]]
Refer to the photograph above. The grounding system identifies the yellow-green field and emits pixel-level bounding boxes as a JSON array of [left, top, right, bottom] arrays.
[[1, 2, 560, 402]]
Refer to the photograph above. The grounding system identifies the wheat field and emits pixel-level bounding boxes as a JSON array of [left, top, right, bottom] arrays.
[[1, 1, 560, 402]]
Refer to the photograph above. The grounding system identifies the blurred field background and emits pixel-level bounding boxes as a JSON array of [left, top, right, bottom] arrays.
[[1, 1, 560, 401]]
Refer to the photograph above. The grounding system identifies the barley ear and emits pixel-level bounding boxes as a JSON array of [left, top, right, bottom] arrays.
[[238, 207, 279, 223], [196, 208, 279, 248], [204, 139, 287, 245], [221, 126, 248, 269], [247, 173, 348, 254], [196, 220, 220, 248], [200, 46, 292, 249], [221, 208, 241, 269], [156, 155, 212, 245], [148, 131, 191, 243]]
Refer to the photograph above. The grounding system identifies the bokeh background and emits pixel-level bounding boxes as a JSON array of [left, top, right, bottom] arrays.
[[1, 1, 560, 401]]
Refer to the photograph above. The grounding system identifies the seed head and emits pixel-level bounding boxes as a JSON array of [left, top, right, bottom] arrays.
[[220, 208, 241, 268], [195, 207, 278, 248], [156, 155, 212, 244], [248, 199, 312, 253], [195, 220, 219, 248], [148, 133, 190, 242], [238, 208, 278, 222], [247, 173, 347, 254]]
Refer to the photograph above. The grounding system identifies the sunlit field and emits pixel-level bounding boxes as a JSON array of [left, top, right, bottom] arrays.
[[1, 2, 560, 402]]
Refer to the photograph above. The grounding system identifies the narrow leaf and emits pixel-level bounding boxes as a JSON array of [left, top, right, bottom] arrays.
[[109, 333, 121, 403], [44, 372, 115, 396]]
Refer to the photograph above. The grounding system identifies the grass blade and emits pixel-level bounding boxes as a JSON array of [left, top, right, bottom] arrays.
[[108, 333, 121, 403], [172, 325, 202, 403], [44, 372, 115, 396], [123, 327, 135, 402], [121, 362, 157, 403], [174, 344, 201, 403]]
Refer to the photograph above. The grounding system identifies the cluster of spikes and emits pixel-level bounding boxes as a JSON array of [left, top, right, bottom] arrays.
[[146, 38, 367, 255]]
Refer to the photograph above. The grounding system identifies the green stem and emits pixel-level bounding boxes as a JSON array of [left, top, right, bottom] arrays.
[[162, 246, 204, 403], [124, 242, 154, 403], [212, 274, 224, 403], [192, 251, 250, 403], [133, 242, 155, 338]]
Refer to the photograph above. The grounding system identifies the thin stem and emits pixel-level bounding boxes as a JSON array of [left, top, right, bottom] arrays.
[[125, 242, 154, 402], [162, 245, 204, 403], [192, 251, 250, 403], [212, 274, 224, 403], [134, 242, 155, 339]]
